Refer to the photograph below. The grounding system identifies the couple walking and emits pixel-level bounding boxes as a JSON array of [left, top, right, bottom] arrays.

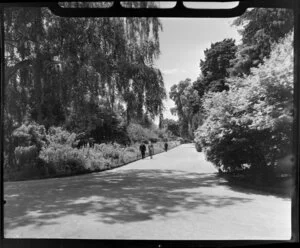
[[139, 141, 168, 159], [139, 141, 154, 159]]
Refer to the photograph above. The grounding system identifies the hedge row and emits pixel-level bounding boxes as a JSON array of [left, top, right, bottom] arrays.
[[4, 123, 180, 181]]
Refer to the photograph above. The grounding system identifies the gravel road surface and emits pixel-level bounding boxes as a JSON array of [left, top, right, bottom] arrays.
[[4, 144, 291, 240]]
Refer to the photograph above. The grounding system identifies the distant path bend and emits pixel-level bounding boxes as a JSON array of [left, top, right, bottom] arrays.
[[4, 144, 291, 239]]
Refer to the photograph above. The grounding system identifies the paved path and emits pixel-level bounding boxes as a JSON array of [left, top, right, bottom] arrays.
[[4, 144, 291, 240]]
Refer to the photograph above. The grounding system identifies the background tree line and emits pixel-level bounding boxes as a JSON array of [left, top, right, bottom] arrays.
[[170, 8, 294, 178]]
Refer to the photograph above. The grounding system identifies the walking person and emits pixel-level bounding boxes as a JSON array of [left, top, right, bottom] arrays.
[[139, 142, 146, 159], [164, 142, 168, 152], [148, 141, 154, 159]]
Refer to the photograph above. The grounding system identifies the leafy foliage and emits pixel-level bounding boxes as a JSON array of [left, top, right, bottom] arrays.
[[169, 40, 236, 139], [3, 8, 165, 128], [230, 8, 293, 76], [169, 78, 203, 139], [5, 122, 180, 180], [193, 39, 236, 98], [126, 123, 159, 143], [161, 118, 180, 137], [4, 7, 168, 176], [12, 122, 47, 169], [195, 32, 293, 174], [199, 39, 237, 92]]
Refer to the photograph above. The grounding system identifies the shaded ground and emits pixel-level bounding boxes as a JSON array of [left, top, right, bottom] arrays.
[[4, 144, 291, 239]]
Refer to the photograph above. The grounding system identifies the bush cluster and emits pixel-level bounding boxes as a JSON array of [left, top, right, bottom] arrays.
[[5, 123, 180, 181], [126, 123, 159, 143], [12, 123, 47, 168], [195, 32, 294, 176], [126, 122, 174, 143]]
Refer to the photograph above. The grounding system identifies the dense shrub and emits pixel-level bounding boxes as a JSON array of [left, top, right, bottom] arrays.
[[12, 122, 48, 169], [195, 32, 293, 174], [65, 99, 129, 145], [5, 121, 181, 181], [127, 123, 159, 143], [161, 119, 180, 137], [176, 137, 192, 144], [195, 142, 202, 152], [154, 128, 169, 140], [39, 145, 87, 175], [93, 143, 122, 160], [122, 146, 140, 162], [39, 129, 120, 174], [47, 126, 77, 146]]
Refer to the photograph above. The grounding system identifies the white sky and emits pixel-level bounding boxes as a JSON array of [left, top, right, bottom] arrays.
[[154, 17, 242, 121]]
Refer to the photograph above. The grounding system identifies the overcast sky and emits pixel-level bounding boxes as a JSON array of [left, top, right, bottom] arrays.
[[154, 17, 242, 121]]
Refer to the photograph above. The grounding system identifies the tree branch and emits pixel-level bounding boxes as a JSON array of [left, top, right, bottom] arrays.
[[5, 59, 32, 82]]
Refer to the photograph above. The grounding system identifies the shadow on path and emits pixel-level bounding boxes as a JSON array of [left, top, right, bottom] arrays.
[[217, 176, 292, 199], [5, 169, 254, 229]]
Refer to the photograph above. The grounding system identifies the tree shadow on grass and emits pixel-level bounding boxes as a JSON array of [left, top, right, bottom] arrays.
[[5, 169, 254, 231]]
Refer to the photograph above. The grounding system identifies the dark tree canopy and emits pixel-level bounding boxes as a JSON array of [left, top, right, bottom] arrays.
[[230, 8, 294, 76], [169, 78, 202, 139], [161, 119, 180, 137], [4, 7, 166, 131], [200, 38, 237, 80], [3, 6, 167, 171], [193, 38, 236, 98]]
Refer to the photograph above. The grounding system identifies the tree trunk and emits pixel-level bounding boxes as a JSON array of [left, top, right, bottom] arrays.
[[33, 8, 43, 123], [126, 105, 131, 125], [136, 91, 144, 122], [159, 113, 163, 129], [180, 118, 189, 139], [107, 76, 115, 111]]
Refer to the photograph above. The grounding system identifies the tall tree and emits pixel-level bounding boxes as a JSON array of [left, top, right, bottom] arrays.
[[4, 7, 166, 127], [195, 31, 293, 173], [194, 38, 236, 97], [4, 6, 167, 165], [169, 79, 192, 138], [161, 118, 180, 137], [230, 8, 294, 76]]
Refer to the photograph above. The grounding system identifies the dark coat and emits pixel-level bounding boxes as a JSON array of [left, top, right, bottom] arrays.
[[139, 144, 146, 153]]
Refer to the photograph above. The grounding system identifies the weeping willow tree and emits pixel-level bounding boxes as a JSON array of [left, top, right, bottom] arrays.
[[3, 2, 166, 169], [4, 2, 165, 126]]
